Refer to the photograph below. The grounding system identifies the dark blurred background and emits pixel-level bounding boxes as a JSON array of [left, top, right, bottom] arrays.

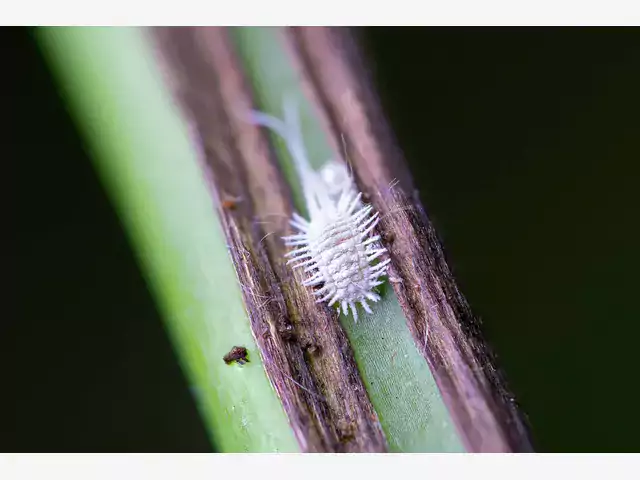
[[9, 27, 640, 452]]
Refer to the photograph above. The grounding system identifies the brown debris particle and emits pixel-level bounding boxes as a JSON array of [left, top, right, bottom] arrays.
[[223, 346, 249, 365], [222, 199, 237, 210]]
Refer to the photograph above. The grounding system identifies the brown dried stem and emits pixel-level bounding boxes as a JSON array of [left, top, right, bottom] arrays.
[[152, 27, 387, 453], [287, 27, 533, 452]]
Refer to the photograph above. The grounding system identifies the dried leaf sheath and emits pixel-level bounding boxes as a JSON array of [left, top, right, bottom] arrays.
[[152, 27, 387, 453], [287, 27, 533, 452]]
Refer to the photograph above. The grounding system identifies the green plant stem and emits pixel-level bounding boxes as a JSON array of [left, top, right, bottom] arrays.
[[37, 26, 298, 453]]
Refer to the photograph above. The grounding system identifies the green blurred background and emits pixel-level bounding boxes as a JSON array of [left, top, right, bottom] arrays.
[[9, 27, 640, 452]]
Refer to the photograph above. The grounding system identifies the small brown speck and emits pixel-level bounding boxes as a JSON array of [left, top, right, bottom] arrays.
[[278, 321, 295, 340], [222, 199, 237, 210], [303, 341, 321, 356], [336, 419, 356, 444], [223, 346, 249, 365], [221, 194, 244, 211]]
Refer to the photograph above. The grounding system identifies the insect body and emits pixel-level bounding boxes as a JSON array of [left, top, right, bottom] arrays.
[[249, 98, 390, 322]]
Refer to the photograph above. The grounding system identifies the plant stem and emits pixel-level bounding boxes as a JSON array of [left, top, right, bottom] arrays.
[[288, 27, 533, 452]]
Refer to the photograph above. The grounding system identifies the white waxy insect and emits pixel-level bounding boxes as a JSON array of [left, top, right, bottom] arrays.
[[249, 97, 390, 322]]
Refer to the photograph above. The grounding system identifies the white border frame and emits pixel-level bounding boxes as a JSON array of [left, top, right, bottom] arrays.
[[5, 1, 640, 26]]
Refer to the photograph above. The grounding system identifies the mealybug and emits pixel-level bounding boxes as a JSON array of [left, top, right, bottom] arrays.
[[249, 97, 390, 322]]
